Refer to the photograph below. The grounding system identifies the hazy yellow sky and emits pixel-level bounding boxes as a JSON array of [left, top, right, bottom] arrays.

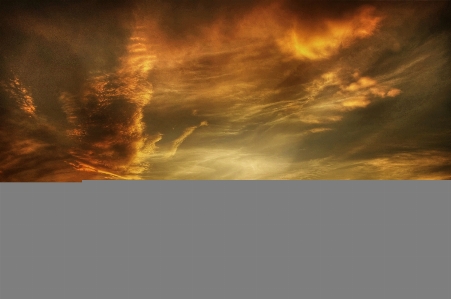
[[1, 0, 450, 181]]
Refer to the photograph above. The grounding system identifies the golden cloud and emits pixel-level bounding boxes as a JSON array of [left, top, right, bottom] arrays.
[[387, 88, 401, 97], [278, 6, 383, 60], [341, 97, 371, 109], [1, 76, 37, 117], [136, 2, 383, 66], [166, 121, 208, 158], [345, 76, 377, 91]]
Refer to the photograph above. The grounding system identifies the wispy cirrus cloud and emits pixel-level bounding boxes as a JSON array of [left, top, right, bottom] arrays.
[[166, 121, 208, 158]]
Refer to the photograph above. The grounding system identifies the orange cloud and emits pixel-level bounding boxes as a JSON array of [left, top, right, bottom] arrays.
[[341, 74, 402, 100], [345, 76, 377, 91], [341, 97, 371, 109], [278, 6, 383, 60], [137, 2, 383, 66], [1, 76, 37, 117], [309, 127, 333, 133], [166, 121, 208, 158], [369, 87, 387, 98], [387, 88, 401, 97]]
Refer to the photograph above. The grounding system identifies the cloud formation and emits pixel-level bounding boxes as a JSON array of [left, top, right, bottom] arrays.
[[1, 0, 450, 180]]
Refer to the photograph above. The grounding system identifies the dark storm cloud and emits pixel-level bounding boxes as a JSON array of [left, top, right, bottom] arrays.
[[0, 0, 149, 180], [0, 71, 75, 181]]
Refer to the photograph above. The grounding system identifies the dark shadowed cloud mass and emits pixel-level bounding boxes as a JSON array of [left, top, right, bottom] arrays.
[[1, 0, 450, 181]]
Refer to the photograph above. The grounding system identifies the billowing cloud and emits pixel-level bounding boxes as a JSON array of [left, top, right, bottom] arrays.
[[278, 5, 383, 60]]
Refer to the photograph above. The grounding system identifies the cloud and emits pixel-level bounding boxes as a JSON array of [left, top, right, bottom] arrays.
[[0, 72, 73, 181], [0, 76, 37, 116], [0, 13, 156, 180], [281, 150, 451, 180], [1, 0, 450, 180], [387, 88, 401, 97], [278, 6, 383, 60], [341, 97, 371, 109], [345, 77, 377, 91], [58, 25, 155, 178], [166, 121, 208, 158]]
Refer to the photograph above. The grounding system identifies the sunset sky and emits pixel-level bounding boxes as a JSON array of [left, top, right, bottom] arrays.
[[1, 0, 450, 181]]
